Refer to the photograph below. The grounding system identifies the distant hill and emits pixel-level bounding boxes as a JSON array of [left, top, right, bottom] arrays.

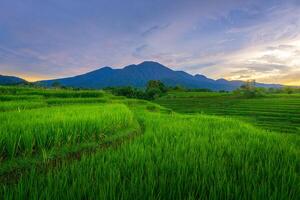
[[39, 61, 282, 91], [0, 75, 26, 85]]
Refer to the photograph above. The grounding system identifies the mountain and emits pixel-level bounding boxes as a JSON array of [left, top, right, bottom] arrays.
[[39, 61, 282, 91], [215, 78, 281, 90], [0, 75, 26, 85]]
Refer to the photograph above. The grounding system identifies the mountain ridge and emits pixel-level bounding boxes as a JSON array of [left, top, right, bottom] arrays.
[[38, 61, 282, 91], [0, 74, 27, 85]]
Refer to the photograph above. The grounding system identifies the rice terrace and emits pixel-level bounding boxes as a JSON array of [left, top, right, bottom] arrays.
[[0, 84, 299, 199], [1, 1, 300, 199]]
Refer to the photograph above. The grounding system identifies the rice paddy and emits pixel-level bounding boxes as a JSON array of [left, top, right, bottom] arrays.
[[0, 86, 299, 199], [155, 91, 300, 134]]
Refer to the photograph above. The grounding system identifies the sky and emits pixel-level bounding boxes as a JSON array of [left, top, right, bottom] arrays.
[[1, 0, 300, 85]]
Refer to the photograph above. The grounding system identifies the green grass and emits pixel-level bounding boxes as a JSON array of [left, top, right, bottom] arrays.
[[0, 101, 48, 112], [0, 94, 43, 101], [0, 86, 299, 199], [0, 86, 110, 111], [1, 112, 299, 199], [155, 92, 300, 134], [45, 97, 108, 105], [165, 91, 229, 98], [0, 86, 104, 98], [0, 104, 138, 159]]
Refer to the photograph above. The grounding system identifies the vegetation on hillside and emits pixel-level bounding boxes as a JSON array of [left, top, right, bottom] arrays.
[[105, 80, 168, 100], [233, 80, 300, 98], [233, 80, 265, 98]]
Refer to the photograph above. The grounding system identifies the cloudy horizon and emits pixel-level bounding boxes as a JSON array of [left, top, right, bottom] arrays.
[[1, 0, 300, 85]]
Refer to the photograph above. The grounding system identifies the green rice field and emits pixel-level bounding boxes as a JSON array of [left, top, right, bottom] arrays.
[[0, 86, 299, 199], [155, 91, 300, 134]]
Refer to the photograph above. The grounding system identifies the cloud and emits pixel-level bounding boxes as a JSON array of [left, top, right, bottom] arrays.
[[266, 45, 295, 51], [132, 44, 149, 59], [141, 24, 170, 37], [245, 63, 290, 73]]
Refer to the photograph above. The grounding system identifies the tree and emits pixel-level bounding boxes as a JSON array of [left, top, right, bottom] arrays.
[[110, 86, 136, 98], [145, 88, 161, 100], [107, 80, 168, 100], [283, 87, 294, 94], [173, 85, 185, 91], [240, 80, 256, 91], [234, 80, 265, 98], [145, 80, 168, 99], [146, 80, 167, 93]]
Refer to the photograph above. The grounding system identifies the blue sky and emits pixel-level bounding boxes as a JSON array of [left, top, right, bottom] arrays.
[[1, 0, 300, 85]]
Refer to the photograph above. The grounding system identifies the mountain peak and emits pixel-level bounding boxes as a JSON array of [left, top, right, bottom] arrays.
[[139, 61, 163, 66], [122, 61, 170, 72], [137, 61, 171, 71], [100, 66, 113, 70], [0, 74, 26, 85], [195, 74, 208, 79], [216, 78, 228, 83]]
